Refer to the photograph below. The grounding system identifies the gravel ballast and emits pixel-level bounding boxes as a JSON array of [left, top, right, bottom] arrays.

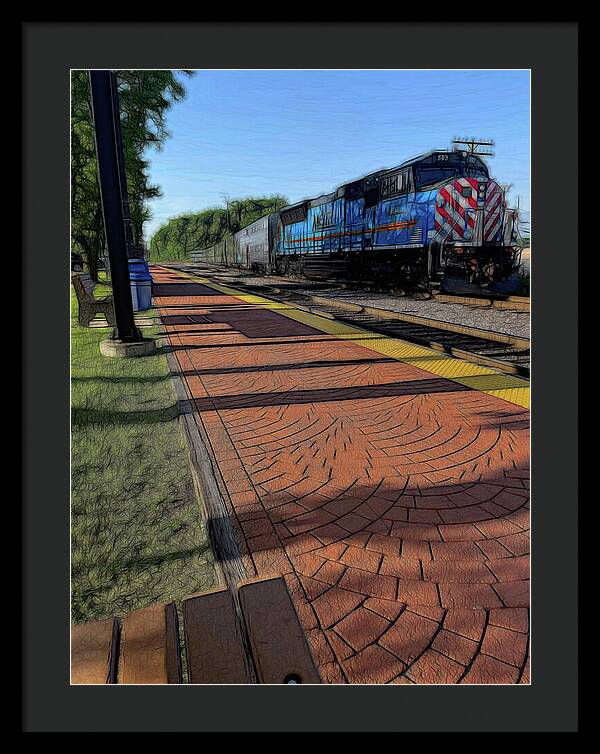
[[177, 265, 530, 340], [296, 288, 530, 339]]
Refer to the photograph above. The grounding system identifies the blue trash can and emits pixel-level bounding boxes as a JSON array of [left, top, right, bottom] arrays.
[[128, 259, 153, 311]]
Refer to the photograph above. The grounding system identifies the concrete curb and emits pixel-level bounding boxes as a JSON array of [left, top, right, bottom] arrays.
[[157, 314, 258, 683]]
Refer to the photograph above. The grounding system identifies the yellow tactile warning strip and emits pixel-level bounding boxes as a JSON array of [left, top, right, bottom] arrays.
[[170, 269, 529, 409]]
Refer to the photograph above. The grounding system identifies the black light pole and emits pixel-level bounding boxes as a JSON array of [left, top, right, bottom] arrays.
[[110, 72, 136, 257], [89, 70, 141, 344]]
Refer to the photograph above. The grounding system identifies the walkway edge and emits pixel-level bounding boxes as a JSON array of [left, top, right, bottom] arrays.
[[161, 339, 258, 683]]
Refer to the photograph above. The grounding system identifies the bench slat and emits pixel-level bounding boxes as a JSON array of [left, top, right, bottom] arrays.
[[71, 618, 119, 684], [165, 602, 182, 684], [239, 576, 321, 684], [183, 587, 252, 684], [72, 274, 95, 301], [119, 603, 181, 684]]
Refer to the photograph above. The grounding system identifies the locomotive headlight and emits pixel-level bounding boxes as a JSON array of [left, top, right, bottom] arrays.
[[478, 183, 486, 193]]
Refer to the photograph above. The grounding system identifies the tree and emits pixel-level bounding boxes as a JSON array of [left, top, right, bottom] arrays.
[[71, 71, 105, 282], [71, 69, 192, 280], [149, 196, 289, 262]]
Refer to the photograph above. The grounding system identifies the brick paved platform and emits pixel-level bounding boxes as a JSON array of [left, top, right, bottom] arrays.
[[152, 266, 530, 685]]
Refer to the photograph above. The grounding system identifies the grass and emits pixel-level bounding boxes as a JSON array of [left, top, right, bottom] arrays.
[[71, 280, 215, 623]]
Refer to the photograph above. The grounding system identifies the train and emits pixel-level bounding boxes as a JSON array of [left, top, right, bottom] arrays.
[[191, 148, 524, 293]]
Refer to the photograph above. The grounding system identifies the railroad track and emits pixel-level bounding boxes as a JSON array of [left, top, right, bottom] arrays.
[[166, 263, 530, 378], [430, 292, 529, 312], [177, 262, 530, 311]]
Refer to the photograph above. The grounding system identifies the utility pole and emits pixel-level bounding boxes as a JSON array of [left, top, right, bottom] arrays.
[[221, 193, 232, 235], [89, 70, 155, 356]]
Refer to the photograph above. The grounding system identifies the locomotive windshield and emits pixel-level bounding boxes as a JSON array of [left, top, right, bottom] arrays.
[[414, 153, 489, 189], [415, 164, 488, 188]]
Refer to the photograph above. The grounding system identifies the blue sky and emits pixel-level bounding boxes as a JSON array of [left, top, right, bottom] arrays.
[[144, 70, 530, 241]]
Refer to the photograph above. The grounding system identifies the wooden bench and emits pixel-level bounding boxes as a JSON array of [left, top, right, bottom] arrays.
[[71, 617, 120, 684], [72, 273, 116, 327], [71, 577, 322, 684]]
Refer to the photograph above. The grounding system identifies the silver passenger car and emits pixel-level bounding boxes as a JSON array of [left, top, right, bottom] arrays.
[[234, 213, 279, 271]]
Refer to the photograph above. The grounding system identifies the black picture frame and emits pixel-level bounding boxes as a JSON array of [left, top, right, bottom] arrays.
[[22, 21, 578, 732]]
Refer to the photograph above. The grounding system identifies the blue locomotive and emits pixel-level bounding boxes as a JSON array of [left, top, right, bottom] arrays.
[[193, 148, 522, 292], [274, 149, 521, 291]]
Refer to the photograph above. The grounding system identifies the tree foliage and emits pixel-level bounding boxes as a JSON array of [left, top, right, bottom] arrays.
[[149, 196, 289, 262], [71, 70, 192, 279]]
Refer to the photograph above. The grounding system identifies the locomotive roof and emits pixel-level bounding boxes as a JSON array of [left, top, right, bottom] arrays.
[[379, 149, 486, 175], [279, 150, 487, 212], [393, 149, 457, 169], [338, 150, 477, 190]]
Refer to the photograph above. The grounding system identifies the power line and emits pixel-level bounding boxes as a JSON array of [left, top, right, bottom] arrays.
[[452, 137, 495, 157]]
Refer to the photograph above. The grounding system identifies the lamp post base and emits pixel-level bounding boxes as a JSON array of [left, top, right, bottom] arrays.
[[99, 337, 157, 358]]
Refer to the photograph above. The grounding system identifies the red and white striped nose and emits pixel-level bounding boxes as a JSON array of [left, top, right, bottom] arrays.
[[434, 177, 479, 241], [434, 177, 505, 243], [481, 179, 504, 241]]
